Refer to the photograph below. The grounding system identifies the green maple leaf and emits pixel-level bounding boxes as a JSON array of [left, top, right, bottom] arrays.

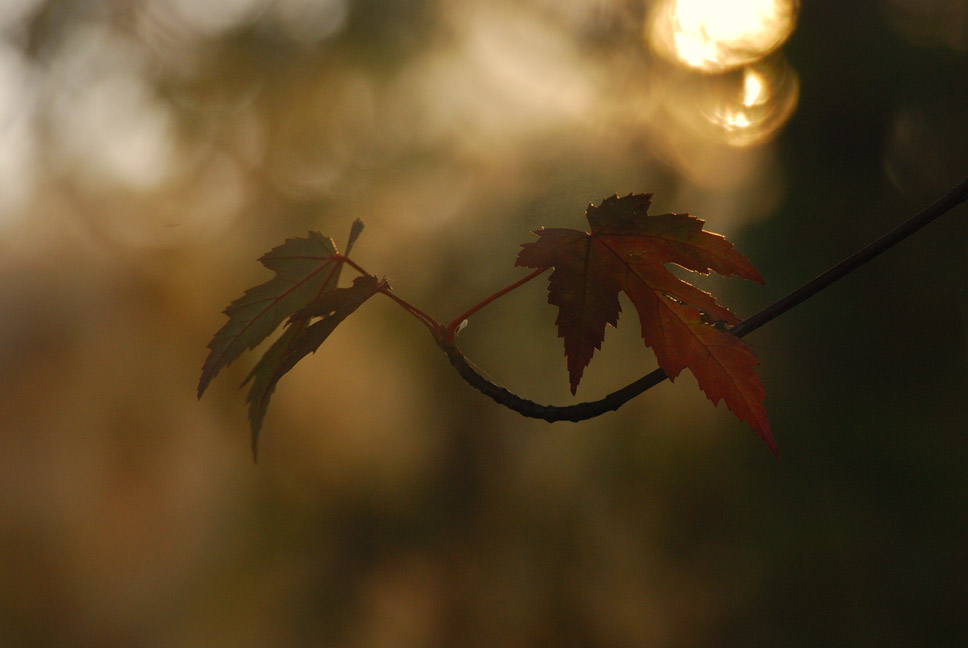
[[243, 275, 383, 459], [198, 222, 379, 459], [198, 231, 345, 397]]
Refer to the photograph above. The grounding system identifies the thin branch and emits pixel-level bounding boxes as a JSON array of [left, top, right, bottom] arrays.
[[444, 175, 968, 422], [442, 344, 669, 422], [731, 175, 968, 338]]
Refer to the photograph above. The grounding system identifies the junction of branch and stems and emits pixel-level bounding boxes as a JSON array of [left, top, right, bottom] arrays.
[[341, 176, 968, 423]]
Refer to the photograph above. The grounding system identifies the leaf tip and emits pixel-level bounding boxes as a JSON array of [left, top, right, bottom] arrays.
[[762, 430, 779, 458], [743, 263, 765, 285], [748, 415, 778, 457], [196, 369, 213, 400], [567, 363, 584, 395], [345, 219, 365, 255]]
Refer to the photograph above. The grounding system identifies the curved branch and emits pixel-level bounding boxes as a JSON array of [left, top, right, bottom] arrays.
[[442, 344, 669, 422], [444, 175, 968, 422]]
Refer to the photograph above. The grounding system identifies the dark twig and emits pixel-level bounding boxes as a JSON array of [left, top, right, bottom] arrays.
[[442, 344, 669, 422], [731, 175, 968, 338], [444, 175, 968, 422]]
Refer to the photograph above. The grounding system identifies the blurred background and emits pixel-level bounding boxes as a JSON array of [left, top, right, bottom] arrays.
[[0, 0, 966, 645]]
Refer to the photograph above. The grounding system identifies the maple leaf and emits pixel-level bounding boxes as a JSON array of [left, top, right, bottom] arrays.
[[243, 274, 383, 459], [516, 193, 775, 454], [198, 224, 382, 459], [197, 231, 345, 399]]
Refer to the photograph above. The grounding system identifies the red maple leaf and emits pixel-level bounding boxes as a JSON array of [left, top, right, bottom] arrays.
[[516, 193, 775, 454]]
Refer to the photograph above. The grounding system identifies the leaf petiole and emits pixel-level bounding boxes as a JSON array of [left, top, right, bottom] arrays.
[[335, 254, 370, 277], [332, 252, 446, 338], [378, 287, 444, 339], [443, 267, 549, 345], [338, 253, 549, 345]]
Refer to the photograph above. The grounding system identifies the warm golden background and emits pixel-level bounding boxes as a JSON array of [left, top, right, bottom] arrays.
[[1, 0, 966, 645]]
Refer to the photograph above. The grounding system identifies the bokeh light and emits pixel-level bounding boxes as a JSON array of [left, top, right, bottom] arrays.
[[700, 58, 800, 147], [648, 0, 798, 71], [47, 24, 175, 191], [0, 42, 37, 225]]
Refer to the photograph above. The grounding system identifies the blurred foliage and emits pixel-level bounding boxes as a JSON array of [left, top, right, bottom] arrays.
[[0, 0, 966, 646]]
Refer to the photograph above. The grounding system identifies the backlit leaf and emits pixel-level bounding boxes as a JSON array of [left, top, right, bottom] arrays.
[[242, 275, 383, 460], [198, 231, 343, 398], [516, 193, 774, 453]]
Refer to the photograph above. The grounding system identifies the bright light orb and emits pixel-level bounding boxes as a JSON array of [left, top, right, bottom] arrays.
[[649, 0, 798, 71], [704, 61, 799, 146]]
